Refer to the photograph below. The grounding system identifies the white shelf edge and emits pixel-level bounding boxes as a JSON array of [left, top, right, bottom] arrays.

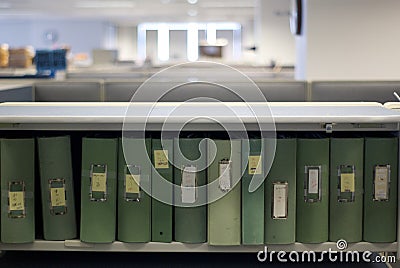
[[0, 241, 396, 253]]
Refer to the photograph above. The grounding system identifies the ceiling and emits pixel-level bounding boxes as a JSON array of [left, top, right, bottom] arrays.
[[0, 0, 257, 25]]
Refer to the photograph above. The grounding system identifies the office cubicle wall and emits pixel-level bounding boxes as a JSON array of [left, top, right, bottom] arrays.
[[34, 81, 102, 102], [310, 81, 400, 103], [104, 80, 308, 102], [0, 84, 33, 102]]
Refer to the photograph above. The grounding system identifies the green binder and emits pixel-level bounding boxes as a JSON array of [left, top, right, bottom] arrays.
[[151, 138, 173, 242], [296, 138, 329, 243], [37, 136, 77, 241], [363, 137, 398, 242], [80, 138, 118, 243], [208, 139, 241, 245], [241, 139, 264, 245], [174, 138, 207, 243], [265, 138, 296, 244], [330, 138, 364, 243], [117, 138, 152, 242], [1, 138, 35, 243]]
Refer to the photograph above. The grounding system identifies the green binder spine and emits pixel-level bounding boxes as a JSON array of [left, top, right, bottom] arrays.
[[265, 138, 296, 244], [208, 139, 241, 246], [80, 138, 118, 243], [117, 138, 152, 242], [329, 138, 364, 243], [241, 139, 264, 245], [151, 138, 173, 242], [296, 138, 329, 243], [174, 138, 207, 243], [363, 137, 398, 242], [1, 138, 35, 243], [37, 136, 77, 241]]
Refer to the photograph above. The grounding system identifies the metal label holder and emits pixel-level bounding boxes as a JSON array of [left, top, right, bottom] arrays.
[[49, 178, 67, 215], [90, 164, 108, 202], [218, 159, 232, 192], [8, 181, 26, 219], [181, 165, 197, 204], [373, 164, 391, 202], [337, 165, 356, 203], [304, 166, 322, 203], [124, 165, 141, 202], [272, 181, 289, 219]]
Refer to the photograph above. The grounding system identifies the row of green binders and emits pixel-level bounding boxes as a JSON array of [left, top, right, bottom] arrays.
[[0, 136, 397, 244]]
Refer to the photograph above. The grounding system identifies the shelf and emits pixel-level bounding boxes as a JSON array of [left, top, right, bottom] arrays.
[[0, 102, 398, 131], [0, 240, 396, 253]]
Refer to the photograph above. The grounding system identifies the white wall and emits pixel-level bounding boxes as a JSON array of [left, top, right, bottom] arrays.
[[0, 20, 114, 56], [296, 0, 400, 80], [255, 0, 296, 66]]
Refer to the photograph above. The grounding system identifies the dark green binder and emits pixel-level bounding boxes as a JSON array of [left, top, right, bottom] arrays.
[[1, 138, 35, 243], [117, 138, 152, 242], [38, 136, 77, 241], [208, 139, 241, 245], [80, 138, 118, 243], [330, 138, 364, 243], [265, 138, 296, 244], [296, 138, 329, 243], [241, 139, 264, 245], [364, 137, 398, 242], [174, 138, 207, 243], [151, 138, 173, 242]]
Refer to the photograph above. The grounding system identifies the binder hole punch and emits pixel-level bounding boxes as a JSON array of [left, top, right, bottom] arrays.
[[90, 164, 108, 202]]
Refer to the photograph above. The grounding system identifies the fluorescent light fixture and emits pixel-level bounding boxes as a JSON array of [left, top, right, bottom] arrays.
[[76, 1, 135, 8], [206, 23, 216, 44], [187, 0, 198, 4], [187, 23, 198, 62], [158, 24, 169, 61]]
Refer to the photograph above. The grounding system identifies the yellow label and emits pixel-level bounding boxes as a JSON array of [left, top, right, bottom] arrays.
[[9, 191, 24, 211], [50, 187, 66, 207], [154, 150, 169, 169], [126, 174, 140, 194], [341, 173, 355, 192], [92, 172, 107, 192], [248, 155, 262, 175]]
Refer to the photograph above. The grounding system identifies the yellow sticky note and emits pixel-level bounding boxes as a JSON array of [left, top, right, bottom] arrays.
[[341, 173, 355, 192], [9, 191, 24, 211], [248, 155, 262, 175], [92, 172, 107, 192], [51, 187, 66, 207], [154, 150, 169, 169], [126, 174, 140, 194]]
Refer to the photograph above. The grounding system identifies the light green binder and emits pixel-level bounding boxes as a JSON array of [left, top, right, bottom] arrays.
[[265, 138, 296, 244], [208, 139, 241, 246], [363, 137, 398, 242], [174, 138, 207, 243], [117, 138, 152, 242], [151, 138, 173, 242], [330, 138, 364, 243], [241, 138, 264, 245], [80, 138, 118, 243], [38, 136, 77, 241], [1, 138, 35, 243], [296, 138, 329, 243]]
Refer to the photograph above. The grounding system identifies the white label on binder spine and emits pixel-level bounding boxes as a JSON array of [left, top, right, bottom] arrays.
[[181, 166, 197, 204], [273, 183, 288, 219], [374, 165, 389, 201], [308, 169, 319, 194], [219, 162, 231, 192]]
